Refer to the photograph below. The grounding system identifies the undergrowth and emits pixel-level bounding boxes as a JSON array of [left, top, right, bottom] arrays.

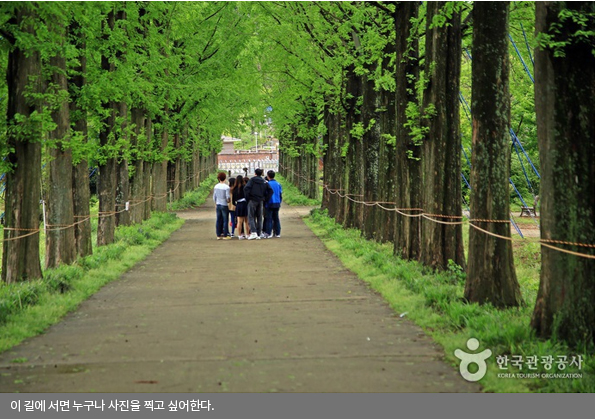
[[304, 208, 593, 393], [167, 174, 217, 211], [277, 174, 322, 206]]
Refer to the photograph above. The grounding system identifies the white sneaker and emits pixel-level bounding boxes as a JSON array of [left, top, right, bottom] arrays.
[[275, 235, 281, 238], [248, 233, 258, 240], [238, 235, 245, 240]]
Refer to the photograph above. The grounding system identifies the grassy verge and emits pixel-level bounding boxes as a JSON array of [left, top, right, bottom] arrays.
[[168, 174, 217, 211], [303, 208, 593, 393], [0, 176, 216, 354], [277, 174, 322, 206]]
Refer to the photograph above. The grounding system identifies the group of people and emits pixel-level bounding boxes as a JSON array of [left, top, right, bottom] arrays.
[[213, 168, 283, 240]]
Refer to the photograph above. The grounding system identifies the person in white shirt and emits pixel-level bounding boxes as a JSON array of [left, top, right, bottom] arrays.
[[213, 172, 231, 240]]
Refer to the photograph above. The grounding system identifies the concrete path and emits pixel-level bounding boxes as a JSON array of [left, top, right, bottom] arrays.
[[0, 198, 479, 392]]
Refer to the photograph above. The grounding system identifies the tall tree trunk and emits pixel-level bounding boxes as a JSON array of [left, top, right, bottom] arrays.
[[345, 66, 364, 230], [152, 116, 169, 212], [143, 116, 153, 220], [362, 70, 380, 241], [69, 18, 92, 258], [45, 24, 76, 269], [191, 146, 199, 190], [420, 2, 466, 270], [97, 10, 117, 246], [129, 106, 146, 224], [129, 5, 148, 224], [116, 101, 130, 227], [394, 1, 421, 259], [2, 7, 43, 283], [376, 23, 397, 244], [168, 131, 181, 202], [323, 105, 347, 223], [322, 108, 332, 213], [531, 1, 595, 347], [336, 112, 349, 226], [464, 2, 523, 308], [180, 127, 188, 197]]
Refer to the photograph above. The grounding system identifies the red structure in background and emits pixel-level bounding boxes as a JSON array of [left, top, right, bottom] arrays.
[[218, 136, 279, 173]]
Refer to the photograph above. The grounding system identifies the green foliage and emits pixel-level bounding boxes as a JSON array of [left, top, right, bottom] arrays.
[[0, 2, 262, 174], [429, 1, 469, 29], [381, 133, 396, 147], [403, 101, 434, 157], [350, 119, 376, 141], [0, 282, 44, 324], [537, 6, 595, 58]]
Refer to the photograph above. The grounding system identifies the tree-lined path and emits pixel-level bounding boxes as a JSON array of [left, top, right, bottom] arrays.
[[0, 197, 477, 392]]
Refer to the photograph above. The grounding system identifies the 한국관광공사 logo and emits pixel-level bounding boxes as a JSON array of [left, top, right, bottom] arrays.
[[454, 338, 493, 382]]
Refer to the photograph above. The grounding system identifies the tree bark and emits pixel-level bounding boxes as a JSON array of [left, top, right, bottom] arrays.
[[394, 1, 421, 259], [69, 18, 92, 258], [531, 1, 595, 347], [129, 106, 146, 224], [345, 66, 364, 230], [97, 10, 118, 246], [420, 2, 466, 270], [115, 101, 130, 227], [152, 116, 169, 213], [45, 23, 76, 269], [362, 69, 380, 241], [143, 116, 153, 220], [2, 7, 43, 283], [375, 21, 397, 244], [464, 1, 523, 308]]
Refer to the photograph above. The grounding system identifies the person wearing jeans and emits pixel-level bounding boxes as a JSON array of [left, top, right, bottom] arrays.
[[243, 168, 273, 240], [264, 170, 282, 238], [213, 172, 231, 240]]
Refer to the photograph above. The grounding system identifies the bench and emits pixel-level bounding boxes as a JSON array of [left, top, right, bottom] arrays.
[[520, 206, 536, 217]]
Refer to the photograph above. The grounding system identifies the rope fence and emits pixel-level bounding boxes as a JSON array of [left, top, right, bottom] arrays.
[[279, 163, 595, 260], [0, 165, 216, 245]]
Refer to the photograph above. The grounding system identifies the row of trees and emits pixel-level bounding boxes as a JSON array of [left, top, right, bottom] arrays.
[[265, 2, 594, 348], [0, 3, 259, 283], [1, 1, 592, 349]]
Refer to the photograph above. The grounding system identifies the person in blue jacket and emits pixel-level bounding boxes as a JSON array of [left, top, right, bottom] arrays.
[[264, 170, 283, 238]]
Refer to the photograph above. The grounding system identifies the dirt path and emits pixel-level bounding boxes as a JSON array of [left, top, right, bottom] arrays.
[[0, 198, 479, 392]]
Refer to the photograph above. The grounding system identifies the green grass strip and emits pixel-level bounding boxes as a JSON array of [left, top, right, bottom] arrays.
[[277, 174, 322, 206], [167, 174, 217, 211]]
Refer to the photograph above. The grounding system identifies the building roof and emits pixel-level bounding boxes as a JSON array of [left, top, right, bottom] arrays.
[[221, 135, 242, 143]]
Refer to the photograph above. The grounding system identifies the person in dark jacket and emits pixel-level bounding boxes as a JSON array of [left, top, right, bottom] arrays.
[[264, 170, 283, 238], [243, 168, 273, 240]]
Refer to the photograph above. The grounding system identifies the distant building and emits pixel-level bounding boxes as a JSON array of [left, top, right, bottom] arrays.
[[220, 136, 242, 155], [218, 135, 279, 171]]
